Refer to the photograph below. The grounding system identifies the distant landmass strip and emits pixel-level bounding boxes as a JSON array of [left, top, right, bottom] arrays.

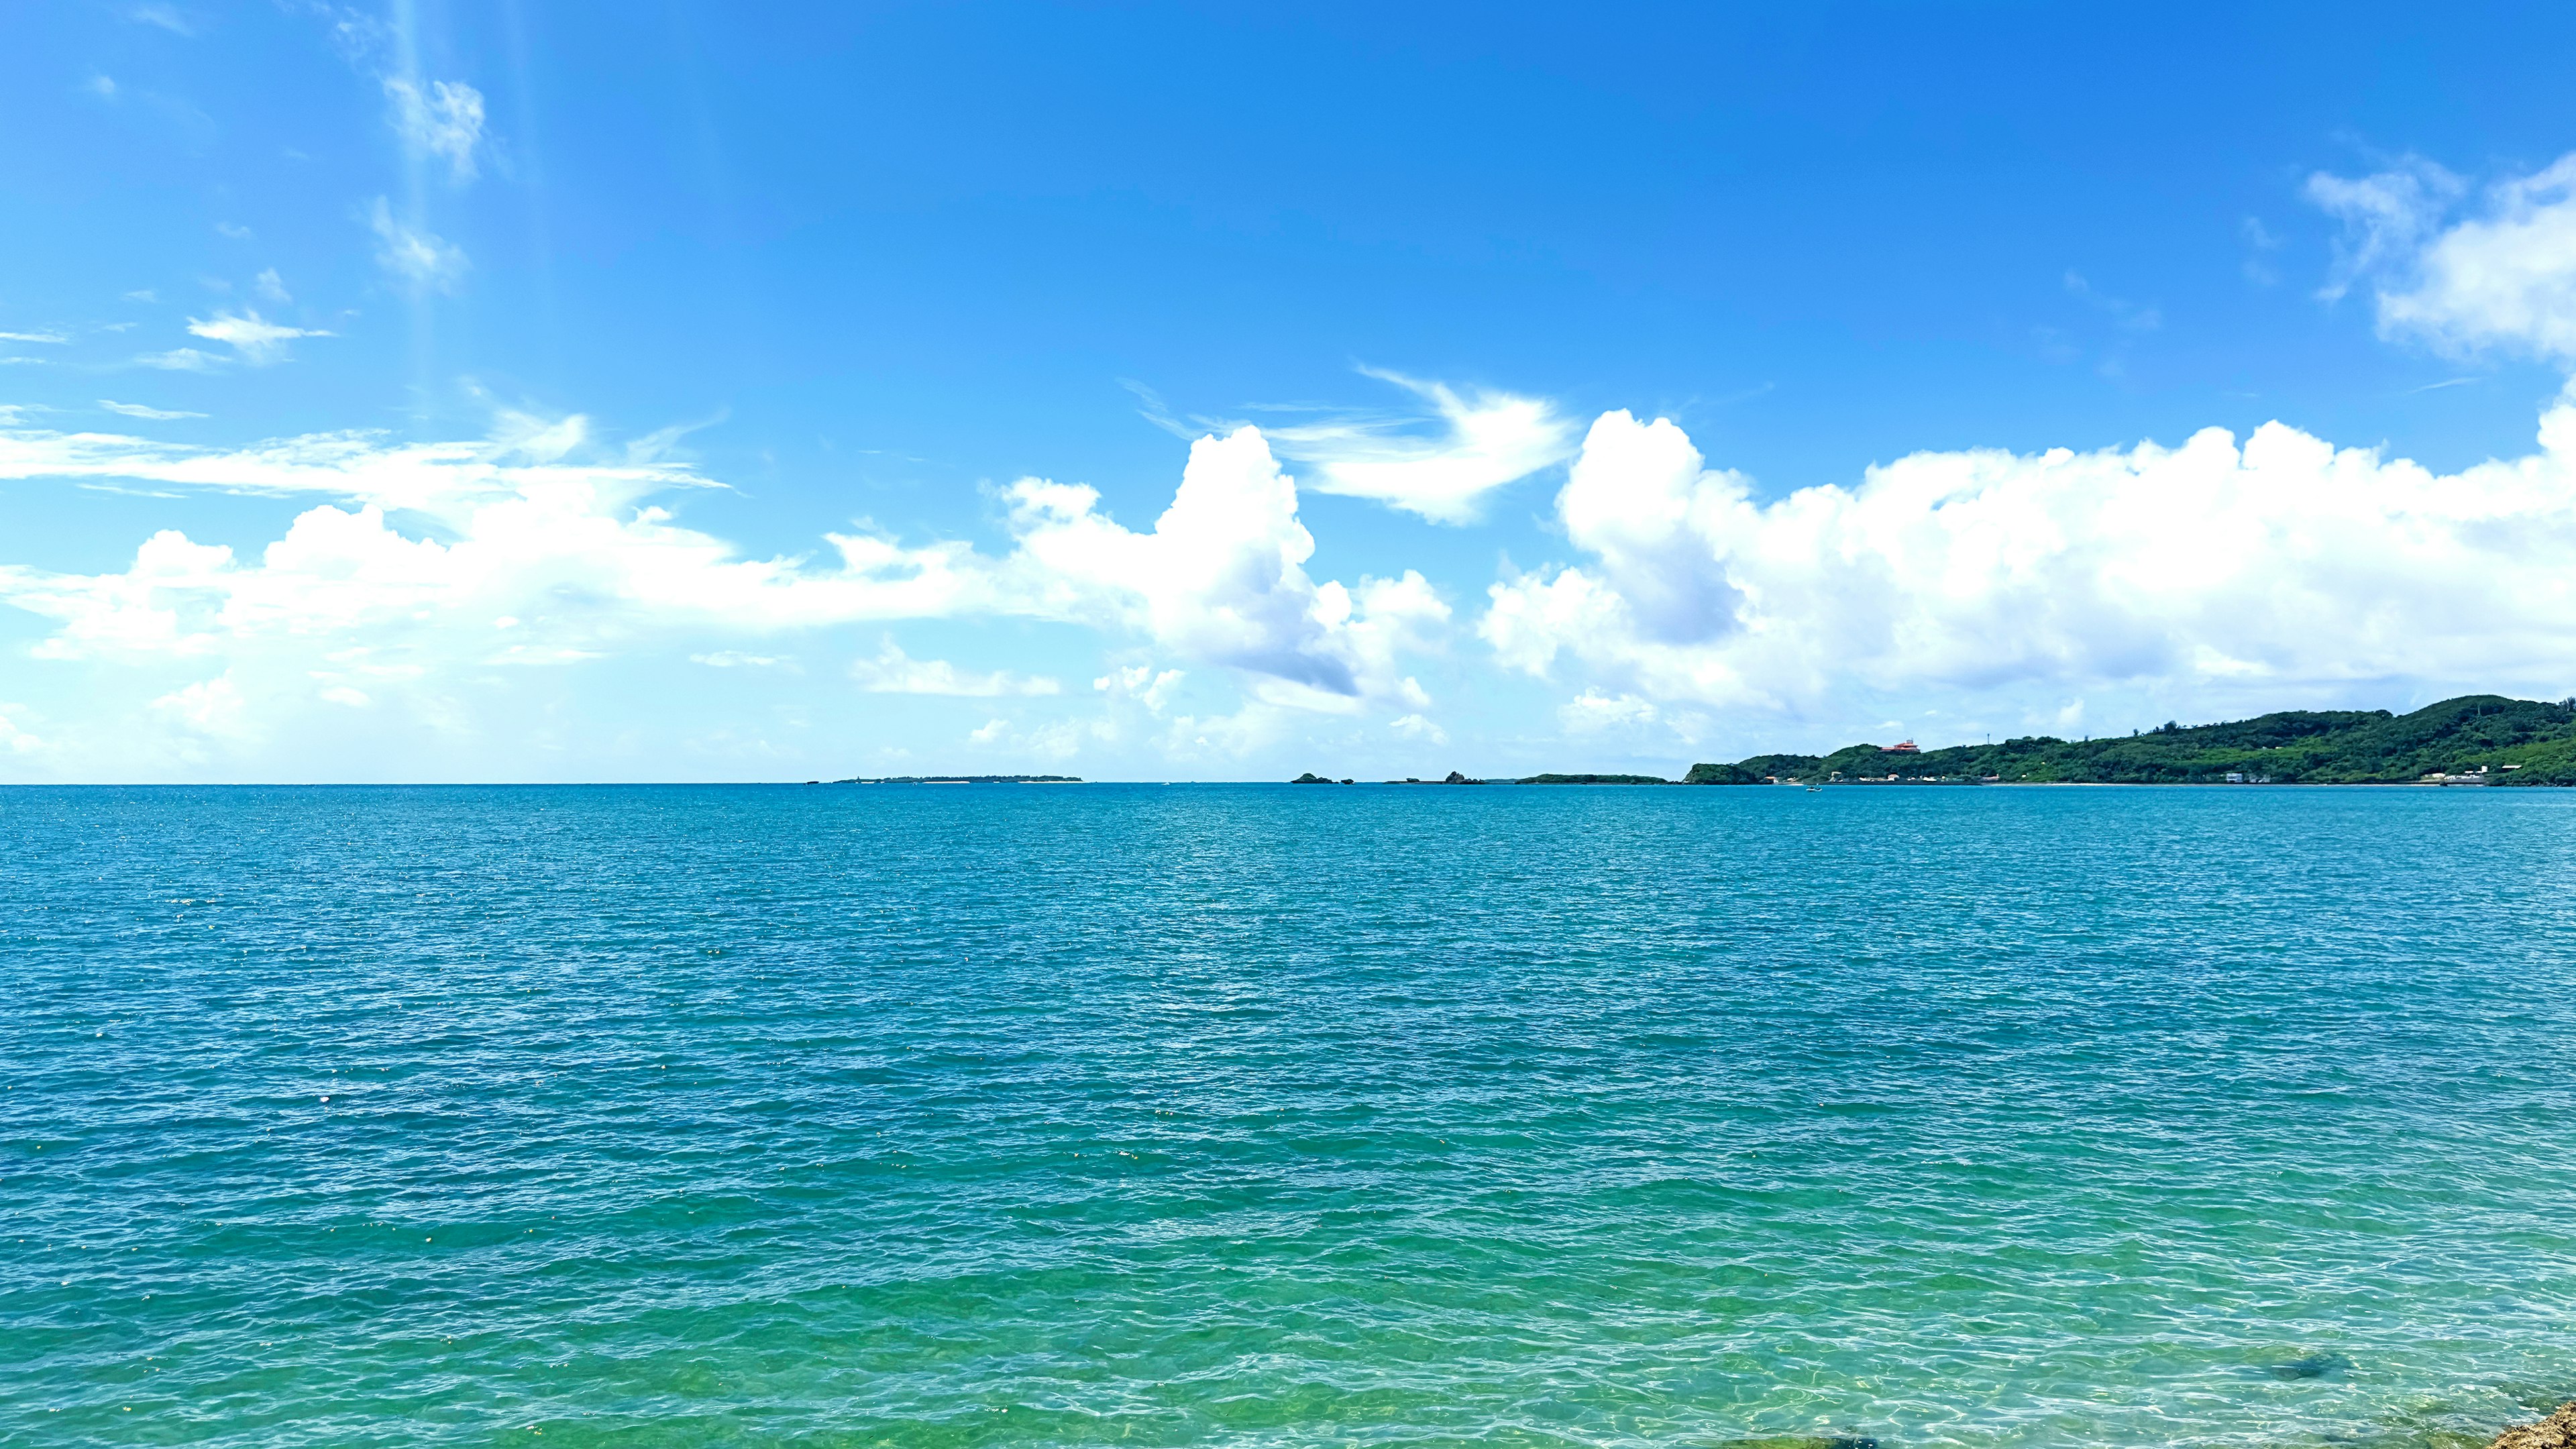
[[829, 775, 1084, 784], [1685, 694, 2576, 786]]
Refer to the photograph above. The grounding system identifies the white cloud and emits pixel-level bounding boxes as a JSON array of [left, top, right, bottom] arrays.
[[0, 331, 69, 345], [368, 197, 468, 291], [1559, 690, 1659, 732], [1263, 370, 1576, 524], [691, 650, 786, 668], [0, 704, 46, 755], [99, 400, 207, 420], [384, 77, 486, 184], [849, 640, 1060, 696], [186, 309, 329, 364], [129, 5, 195, 36], [966, 714, 1094, 761], [1001, 426, 1450, 706], [1094, 665, 1184, 713], [2310, 152, 2576, 365], [85, 74, 117, 101], [0, 419, 993, 677], [2306, 156, 2464, 303], [1388, 712, 1448, 745], [151, 673, 252, 738], [0, 415, 1445, 752], [1483, 397, 2576, 721], [133, 347, 225, 372], [215, 221, 252, 241], [254, 268, 291, 304]]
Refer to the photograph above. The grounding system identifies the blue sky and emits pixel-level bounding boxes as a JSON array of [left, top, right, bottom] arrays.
[[5, 2, 2576, 781]]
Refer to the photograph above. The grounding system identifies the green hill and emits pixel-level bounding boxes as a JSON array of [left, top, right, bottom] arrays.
[[1685, 694, 2576, 786]]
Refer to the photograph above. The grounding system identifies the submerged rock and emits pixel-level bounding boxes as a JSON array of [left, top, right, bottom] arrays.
[[2266, 1350, 2350, 1379], [2491, 1403, 2576, 1449]]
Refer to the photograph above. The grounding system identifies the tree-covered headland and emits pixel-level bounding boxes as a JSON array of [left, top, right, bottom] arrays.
[[1684, 694, 2576, 786]]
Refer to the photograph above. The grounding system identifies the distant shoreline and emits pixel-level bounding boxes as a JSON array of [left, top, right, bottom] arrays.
[[1273, 692, 2576, 790]]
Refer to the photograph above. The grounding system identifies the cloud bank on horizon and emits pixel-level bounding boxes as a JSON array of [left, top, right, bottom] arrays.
[[7, 142, 2576, 780], [5, 5, 2576, 781]]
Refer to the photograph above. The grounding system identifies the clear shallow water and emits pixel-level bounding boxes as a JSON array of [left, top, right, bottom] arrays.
[[5, 784, 2575, 1449]]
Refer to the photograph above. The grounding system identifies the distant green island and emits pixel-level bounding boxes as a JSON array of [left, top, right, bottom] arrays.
[[1290, 694, 2576, 788]]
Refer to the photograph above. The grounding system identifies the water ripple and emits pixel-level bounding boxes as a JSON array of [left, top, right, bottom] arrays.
[[4, 784, 2573, 1447]]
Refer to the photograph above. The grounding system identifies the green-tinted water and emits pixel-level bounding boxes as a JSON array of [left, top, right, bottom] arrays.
[[5, 784, 2573, 1446]]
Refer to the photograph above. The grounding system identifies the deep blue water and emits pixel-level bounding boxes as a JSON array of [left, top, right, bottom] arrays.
[[5, 784, 2574, 1448]]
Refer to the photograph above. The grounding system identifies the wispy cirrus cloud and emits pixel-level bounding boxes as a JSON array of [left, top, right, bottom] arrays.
[[1259, 369, 1577, 525], [133, 347, 225, 372], [384, 77, 486, 184], [126, 4, 196, 36], [368, 197, 468, 291], [2306, 155, 2465, 305], [186, 309, 330, 364], [99, 400, 207, 420], [2063, 270, 2161, 331]]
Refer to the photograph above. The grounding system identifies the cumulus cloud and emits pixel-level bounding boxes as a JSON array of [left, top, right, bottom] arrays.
[[186, 309, 330, 364], [0, 414, 1444, 753], [0, 418, 991, 674], [849, 640, 1060, 696], [368, 198, 468, 291], [152, 673, 252, 738], [1095, 664, 1185, 713], [2310, 152, 2576, 363], [1388, 712, 1448, 745], [385, 77, 485, 183], [1485, 398, 2576, 722], [1002, 426, 1449, 707], [1261, 370, 1576, 524]]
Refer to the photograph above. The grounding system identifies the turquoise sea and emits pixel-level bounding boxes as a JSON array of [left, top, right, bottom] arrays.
[[6, 784, 2575, 1448]]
